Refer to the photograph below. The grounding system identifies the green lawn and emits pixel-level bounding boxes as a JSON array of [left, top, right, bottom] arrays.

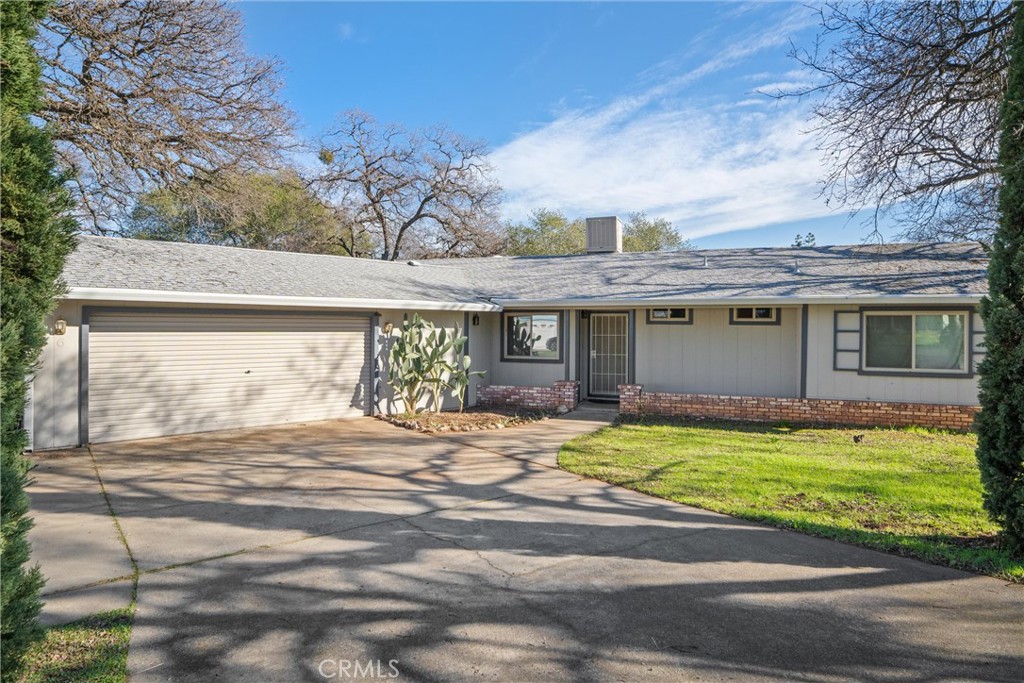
[[559, 417, 1023, 582], [19, 606, 133, 683]]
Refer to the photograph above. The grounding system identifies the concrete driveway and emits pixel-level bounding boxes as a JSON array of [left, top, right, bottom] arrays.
[[30, 409, 1023, 682]]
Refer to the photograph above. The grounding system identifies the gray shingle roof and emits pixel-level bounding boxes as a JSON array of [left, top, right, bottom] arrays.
[[447, 242, 989, 302], [66, 236, 485, 304], [64, 236, 988, 306]]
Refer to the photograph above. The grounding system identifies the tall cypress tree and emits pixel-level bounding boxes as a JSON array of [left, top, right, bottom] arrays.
[[0, 1, 77, 677], [976, 2, 1024, 555]]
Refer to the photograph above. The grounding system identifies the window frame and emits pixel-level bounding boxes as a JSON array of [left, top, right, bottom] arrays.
[[859, 308, 972, 377], [729, 307, 781, 326], [500, 310, 565, 363], [645, 308, 693, 325]]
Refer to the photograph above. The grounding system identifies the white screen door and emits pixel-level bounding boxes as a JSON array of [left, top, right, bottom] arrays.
[[589, 313, 629, 397]]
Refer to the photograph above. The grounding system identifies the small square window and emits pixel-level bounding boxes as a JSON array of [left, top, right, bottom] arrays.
[[731, 307, 778, 324], [646, 308, 692, 324]]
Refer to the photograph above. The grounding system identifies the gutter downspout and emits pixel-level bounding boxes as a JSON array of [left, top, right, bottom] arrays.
[[371, 312, 381, 416], [800, 304, 809, 399]]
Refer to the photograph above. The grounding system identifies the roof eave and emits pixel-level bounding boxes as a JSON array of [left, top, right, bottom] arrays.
[[492, 293, 985, 308], [64, 287, 501, 312]]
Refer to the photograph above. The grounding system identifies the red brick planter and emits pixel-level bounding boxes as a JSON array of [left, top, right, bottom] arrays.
[[618, 384, 977, 432], [477, 381, 580, 413]]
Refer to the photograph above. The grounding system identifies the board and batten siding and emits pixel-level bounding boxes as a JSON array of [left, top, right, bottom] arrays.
[[634, 307, 801, 398], [804, 304, 982, 406], [86, 310, 372, 443]]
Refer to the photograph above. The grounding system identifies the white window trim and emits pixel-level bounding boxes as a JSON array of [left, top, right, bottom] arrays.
[[861, 310, 969, 375]]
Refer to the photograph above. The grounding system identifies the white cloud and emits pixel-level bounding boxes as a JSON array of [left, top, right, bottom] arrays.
[[753, 80, 818, 96], [491, 101, 826, 239], [337, 22, 356, 42], [733, 98, 770, 108], [489, 5, 831, 240]]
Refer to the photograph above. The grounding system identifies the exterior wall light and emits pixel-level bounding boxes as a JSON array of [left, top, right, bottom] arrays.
[[472, 314, 480, 326], [53, 317, 68, 335]]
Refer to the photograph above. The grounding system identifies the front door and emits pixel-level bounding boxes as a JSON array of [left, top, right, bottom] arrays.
[[588, 312, 629, 398]]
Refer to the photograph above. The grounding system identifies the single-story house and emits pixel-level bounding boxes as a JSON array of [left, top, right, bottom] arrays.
[[27, 217, 988, 449]]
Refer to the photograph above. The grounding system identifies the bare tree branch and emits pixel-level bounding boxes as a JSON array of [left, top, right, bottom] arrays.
[[38, 0, 295, 232], [779, 1, 1013, 243], [313, 110, 503, 260]]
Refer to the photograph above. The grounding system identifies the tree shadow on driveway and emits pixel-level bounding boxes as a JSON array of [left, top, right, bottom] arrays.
[[33, 418, 1024, 682]]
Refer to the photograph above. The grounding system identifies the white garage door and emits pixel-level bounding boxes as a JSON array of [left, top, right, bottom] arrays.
[[87, 311, 372, 443]]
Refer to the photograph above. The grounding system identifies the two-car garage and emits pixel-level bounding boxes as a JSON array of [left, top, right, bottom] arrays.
[[28, 235, 496, 450], [83, 310, 373, 444]]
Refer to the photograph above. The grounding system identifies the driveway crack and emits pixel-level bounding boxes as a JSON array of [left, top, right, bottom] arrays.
[[88, 445, 140, 607], [399, 515, 515, 580]]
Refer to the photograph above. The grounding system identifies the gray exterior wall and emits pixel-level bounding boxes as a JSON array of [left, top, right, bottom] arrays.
[[634, 306, 801, 398], [468, 312, 498, 404], [486, 306, 802, 399], [29, 297, 985, 451], [488, 309, 572, 387], [490, 304, 981, 407], [805, 304, 982, 406], [31, 300, 82, 451]]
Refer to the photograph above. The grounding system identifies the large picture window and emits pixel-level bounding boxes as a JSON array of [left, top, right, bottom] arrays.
[[502, 312, 562, 362], [863, 311, 967, 374]]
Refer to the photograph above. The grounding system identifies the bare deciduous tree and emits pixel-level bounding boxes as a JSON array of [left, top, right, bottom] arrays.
[[783, 1, 1014, 243], [314, 110, 503, 261], [38, 0, 294, 232]]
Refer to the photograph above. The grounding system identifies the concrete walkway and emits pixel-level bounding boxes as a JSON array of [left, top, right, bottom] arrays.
[[28, 410, 1023, 682]]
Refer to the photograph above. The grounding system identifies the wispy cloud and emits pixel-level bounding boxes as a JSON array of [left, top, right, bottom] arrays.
[[337, 22, 363, 43], [753, 81, 819, 97], [490, 5, 829, 240], [752, 69, 821, 96]]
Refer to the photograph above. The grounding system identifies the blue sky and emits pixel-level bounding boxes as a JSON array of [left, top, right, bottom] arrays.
[[239, 2, 895, 248]]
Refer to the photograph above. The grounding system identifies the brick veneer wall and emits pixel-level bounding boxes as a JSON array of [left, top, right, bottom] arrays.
[[618, 384, 978, 432], [477, 381, 580, 412]]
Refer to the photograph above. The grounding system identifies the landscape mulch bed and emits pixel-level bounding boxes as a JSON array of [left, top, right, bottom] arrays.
[[378, 407, 554, 433]]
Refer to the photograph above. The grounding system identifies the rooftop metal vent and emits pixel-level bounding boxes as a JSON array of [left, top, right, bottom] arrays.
[[585, 216, 623, 254]]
